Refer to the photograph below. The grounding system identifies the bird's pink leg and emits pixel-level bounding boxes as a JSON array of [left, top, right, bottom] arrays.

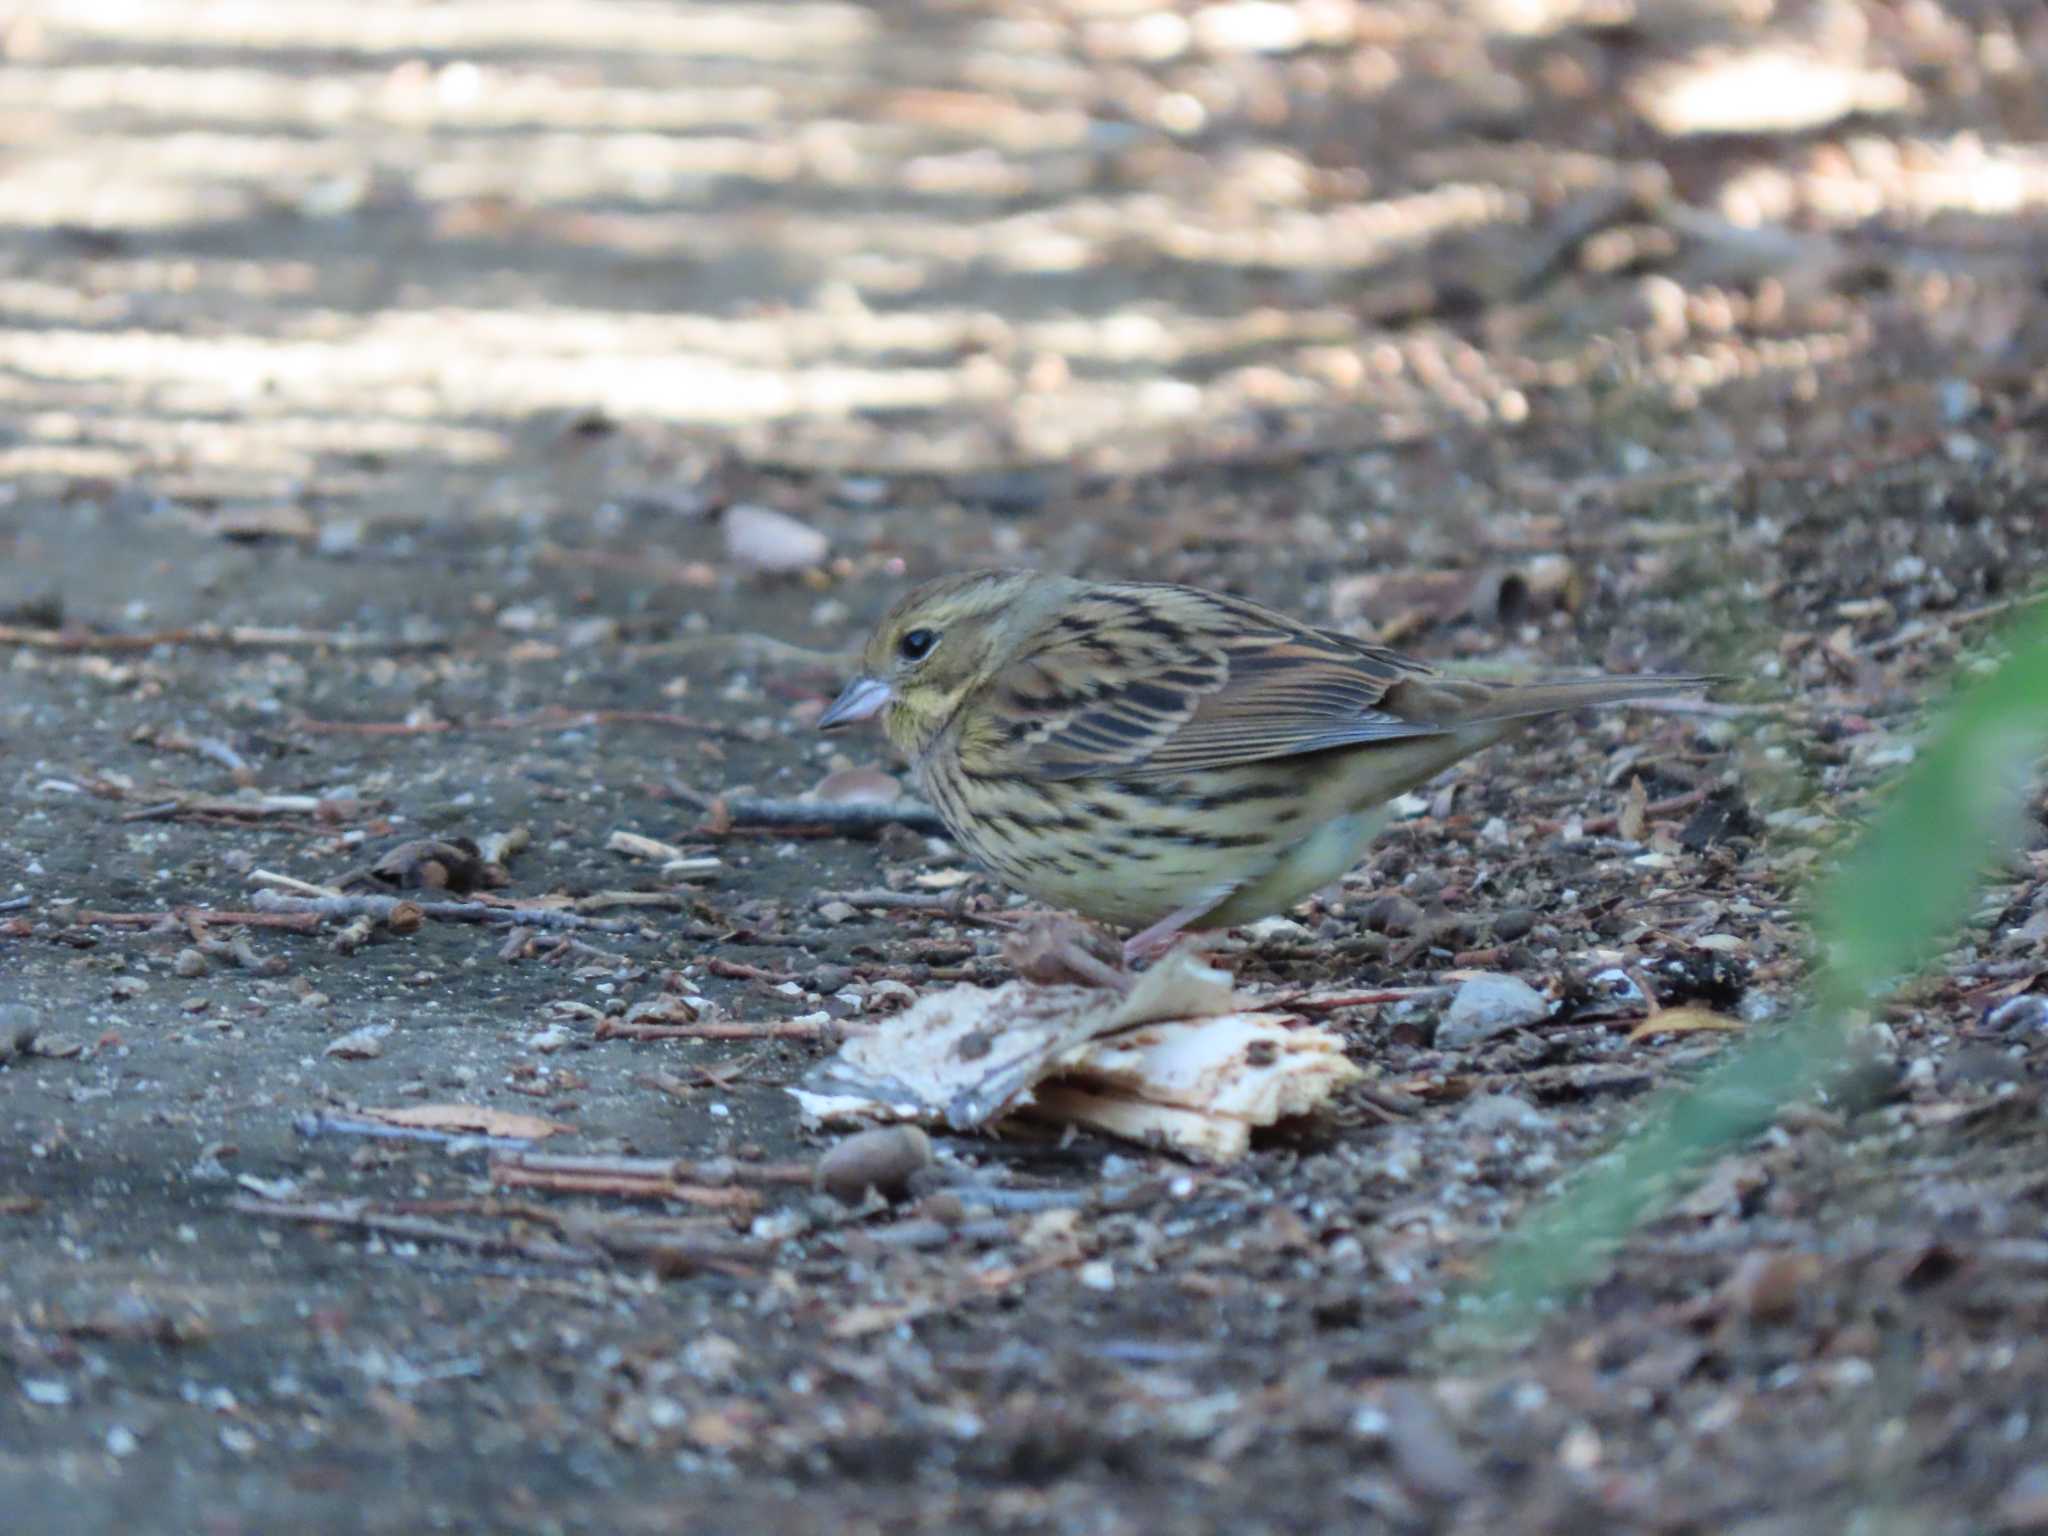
[[1121, 893, 1229, 968]]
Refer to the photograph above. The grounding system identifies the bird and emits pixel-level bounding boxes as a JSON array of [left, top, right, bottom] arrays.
[[819, 569, 1706, 966]]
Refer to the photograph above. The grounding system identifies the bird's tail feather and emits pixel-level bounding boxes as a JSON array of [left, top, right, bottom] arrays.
[[1406, 673, 1717, 728], [1470, 674, 1715, 722]]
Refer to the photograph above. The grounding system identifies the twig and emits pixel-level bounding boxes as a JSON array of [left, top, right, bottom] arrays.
[[139, 726, 255, 782], [605, 829, 725, 876], [677, 788, 943, 836], [0, 623, 445, 654], [828, 1246, 1084, 1338], [594, 1017, 838, 1042], [249, 891, 643, 934], [820, 886, 1012, 929], [852, 1216, 1020, 1248], [822, 887, 972, 914], [297, 707, 756, 743], [1633, 697, 1793, 720], [937, 1184, 1096, 1213], [489, 1166, 759, 1210], [70, 907, 323, 933], [533, 935, 633, 967], [292, 718, 449, 737], [476, 827, 530, 866], [119, 793, 333, 823], [856, 962, 995, 986], [1350, 1082, 1426, 1119], [705, 957, 803, 983], [494, 1151, 813, 1187], [488, 1149, 811, 1209], [230, 1197, 602, 1266], [1535, 785, 1715, 837], [1867, 589, 2048, 659], [638, 1064, 756, 1099], [392, 1198, 768, 1276], [293, 1113, 544, 1152], [1274, 985, 1452, 1013], [249, 869, 346, 898], [571, 890, 701, 913], [1515, 432, 1945, 513]]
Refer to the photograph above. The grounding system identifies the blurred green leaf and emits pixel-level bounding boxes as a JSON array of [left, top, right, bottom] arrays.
[[1818, 609, 2048, 997], [1452, 594, 2048, 1341]]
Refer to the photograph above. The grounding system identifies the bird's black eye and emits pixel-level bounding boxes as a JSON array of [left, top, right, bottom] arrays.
[[898, 627, 938, 662]]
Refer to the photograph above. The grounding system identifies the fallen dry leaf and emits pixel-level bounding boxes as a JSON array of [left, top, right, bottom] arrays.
[[810, 766, 901, 804], [1626, 1004, 1746, 1043], [1618, 774, 1650, 843], [360, 1104, 575, 1140], [724, 503, 826, 574]]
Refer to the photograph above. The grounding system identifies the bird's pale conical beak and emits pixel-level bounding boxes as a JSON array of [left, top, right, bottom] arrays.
[[817, 676, 893, 729]]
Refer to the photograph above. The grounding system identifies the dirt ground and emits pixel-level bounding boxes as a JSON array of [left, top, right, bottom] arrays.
[[4, 2, 2048, 1531]]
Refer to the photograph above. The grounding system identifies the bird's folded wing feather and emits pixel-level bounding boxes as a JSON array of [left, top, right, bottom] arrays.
[[954, 587, 1448, 781]]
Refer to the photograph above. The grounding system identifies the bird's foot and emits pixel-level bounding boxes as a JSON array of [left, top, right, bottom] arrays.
[[1120, 930, 1184, 969], [1120, 895, 1228, 969], [1003, 912, 1129, 990]]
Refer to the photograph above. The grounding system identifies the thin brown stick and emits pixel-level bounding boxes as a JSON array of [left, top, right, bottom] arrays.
[[70, 907, 324, 933], [820, 885, 1013, 931], [294, 1113, 548, 1151], [0, 623, 445, 654], [487, 1167, 760, 1209], [705, 957, 802, 983], [828, 1245, 1084, 1338], [119, 793, 335, 823], [1867, 588, 2048, 659], [571, 890, 702, 913], [594, 1018, 838, 1042], [297, 707, 753, 742], [638, 1060, 758, 1097], [497, 1152, 814, 1186], [250, 891, 643, 934], [1275, 986, 1452, 1013], [822, 887, 974, 913], [676, 788, 944, 835], [529, 935, 633, 966], [230, 1196, 602, 1265], [1534, 785, 1715, 838]]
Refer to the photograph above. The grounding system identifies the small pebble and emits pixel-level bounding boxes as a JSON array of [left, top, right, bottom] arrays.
[[1491, 909, 1537, 942], [173, 948, 209, 978], [1436, 974, 1548, 1049], [1361, 893, 1424, 936], [324, 1025, 389, 1060], [815, 1125, 932, 1204], [725, 504, 827, 574], [1724, 1249, 1820, 1323], [1986, 995, 2048, 1034], [1247, 915, 1311, 944], [918, 1190, 968, 1225], [1456, 1092, 1553, 1135], [0, 1004, 41, 1056]]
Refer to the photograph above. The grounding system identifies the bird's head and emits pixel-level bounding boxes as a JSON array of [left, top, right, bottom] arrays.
[[817, 569, 1051, 758]]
